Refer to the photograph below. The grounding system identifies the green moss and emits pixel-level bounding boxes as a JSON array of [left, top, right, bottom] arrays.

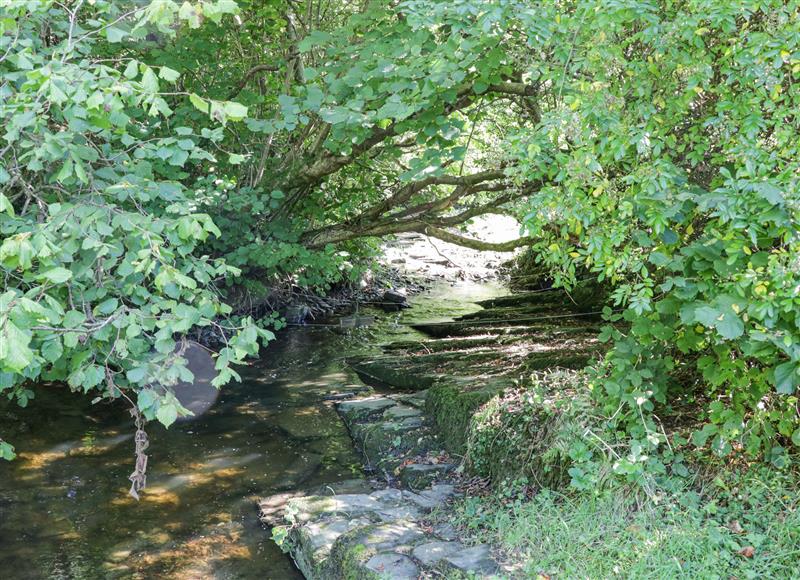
[[326, 527, 380, 580], [426, 381, 506, 455]]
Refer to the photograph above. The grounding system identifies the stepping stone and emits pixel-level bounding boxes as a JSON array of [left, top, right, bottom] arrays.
[[359, 522, 425, 551], [365, 553, 420, 578], [412, 540, 463, 565], [394, 391, 428, 409], [432, 522, 459, 541], [384, 405, 423, 419], [370, 488, 404, 504], [406, 484, 457, 509], [443, 544, 498, 574], [399, 463, 455, 489], [375, 505, 423, 522], [337, 397, 396, 421], [291, 493, 382, 522], [303, 517, 368, 553]]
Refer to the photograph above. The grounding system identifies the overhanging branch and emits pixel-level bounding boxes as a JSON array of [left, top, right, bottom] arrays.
[[421, 225, 534, 252]]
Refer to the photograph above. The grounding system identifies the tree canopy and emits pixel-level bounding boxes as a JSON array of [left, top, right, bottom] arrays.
[[1, 0, 798, 472]]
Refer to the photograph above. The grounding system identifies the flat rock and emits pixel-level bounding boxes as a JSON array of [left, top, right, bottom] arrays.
[[432, 522, 459, 541], [375, 505, 424, 522], [303, 517, 368, 553], [384, 405, 423, 419], [370, 488, 403, 503], [406, 484, 457, 509], [291, 493, 382, 522], [358, 521, 425, 551], [394, 391, 428, 409], [400, 463, 454, 489], [412, 540, 464, 565], [337, 397, 396, 421], [365, 553, 419, 578], [443, 544, 498, 574]]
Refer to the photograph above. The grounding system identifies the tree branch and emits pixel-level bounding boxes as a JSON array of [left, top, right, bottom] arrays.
[[228, 64, 280, 99], [421, 225, 533, 252]]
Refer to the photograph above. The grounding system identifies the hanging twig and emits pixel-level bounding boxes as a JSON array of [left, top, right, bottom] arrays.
[[127, 404, 149, 500]]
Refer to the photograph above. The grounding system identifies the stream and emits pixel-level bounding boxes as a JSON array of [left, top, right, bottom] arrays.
[[0, 280, 505, 579]]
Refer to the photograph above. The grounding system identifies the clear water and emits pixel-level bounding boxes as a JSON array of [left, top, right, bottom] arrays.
[[0, 281, 505, 579]]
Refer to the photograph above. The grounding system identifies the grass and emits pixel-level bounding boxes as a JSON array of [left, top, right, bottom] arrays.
[[450, 468, 800, 579]]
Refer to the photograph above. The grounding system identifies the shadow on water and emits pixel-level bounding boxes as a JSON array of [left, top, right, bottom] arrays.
[[0, 280, 505, 579]]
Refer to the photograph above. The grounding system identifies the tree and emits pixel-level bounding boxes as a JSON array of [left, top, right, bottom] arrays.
[[0, 0, 271, 459]]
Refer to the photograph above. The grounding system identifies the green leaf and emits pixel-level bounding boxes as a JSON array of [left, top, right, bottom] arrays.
[[137, 389, 156, 412], [775, 362, 798, 395], [41, 338, 63, 363], [222, 101, 248, 121], [0, 193, 14, 216], [189, 93, 208, 114], [715, 312, 744, 340], [105, 27, 127, 43], [0, 441, 15, 461], [127, 366, 148, 384], [39, 267, 73, 284], [63, 310, 86, 328], [123, 60, 139, 79], [693, 306, 719, 327], [159, 66, 180, 82], [0, 321, 33, 372], [156, 403, 178, 428], [141, 67, 159, 93]]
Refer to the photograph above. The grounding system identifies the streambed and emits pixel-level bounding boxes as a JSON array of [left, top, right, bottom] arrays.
[[0, 281, 504, 579]]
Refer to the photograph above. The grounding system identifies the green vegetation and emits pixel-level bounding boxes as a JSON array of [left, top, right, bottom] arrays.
[[451, 468, 800, 579], [1, 0, 798, 496], [464, 371, 591, 488]]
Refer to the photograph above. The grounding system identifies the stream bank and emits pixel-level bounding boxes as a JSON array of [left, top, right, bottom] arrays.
[[262, 278, 604, 578]]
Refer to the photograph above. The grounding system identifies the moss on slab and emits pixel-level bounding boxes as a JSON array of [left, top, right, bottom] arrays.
[[426, 381, 508, 455]]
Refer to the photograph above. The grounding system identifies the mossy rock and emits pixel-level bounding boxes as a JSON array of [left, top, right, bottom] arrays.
[[464, 371, 593, 487], [326, 522, 426, 580], [350, 357, 436, 390], [426, 380, 508, 455], [350, 418, 436, 473]]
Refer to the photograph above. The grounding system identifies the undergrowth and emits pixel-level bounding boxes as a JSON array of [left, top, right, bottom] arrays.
[[451, 467, 800, 579]]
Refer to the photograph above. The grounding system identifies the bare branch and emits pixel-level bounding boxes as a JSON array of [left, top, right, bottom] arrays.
[[422, 225, 533, 252]]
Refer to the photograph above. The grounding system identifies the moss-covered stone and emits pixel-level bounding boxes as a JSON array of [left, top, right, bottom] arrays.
[[425, 381, 507, 455], [463, 370, 593, 487], [350, 357, 436, 390]]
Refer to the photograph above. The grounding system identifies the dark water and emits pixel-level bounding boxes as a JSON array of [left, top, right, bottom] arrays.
[[0, 281, 504, 579]]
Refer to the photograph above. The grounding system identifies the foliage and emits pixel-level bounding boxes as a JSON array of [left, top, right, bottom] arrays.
[[451, 468, 800, 579], [513, 1, 800, 468], [2, 0, 799, 474], [0, 0, 272, 449]]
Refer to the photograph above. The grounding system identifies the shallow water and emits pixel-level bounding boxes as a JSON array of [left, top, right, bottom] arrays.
[[0, 280, 504, 579]]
